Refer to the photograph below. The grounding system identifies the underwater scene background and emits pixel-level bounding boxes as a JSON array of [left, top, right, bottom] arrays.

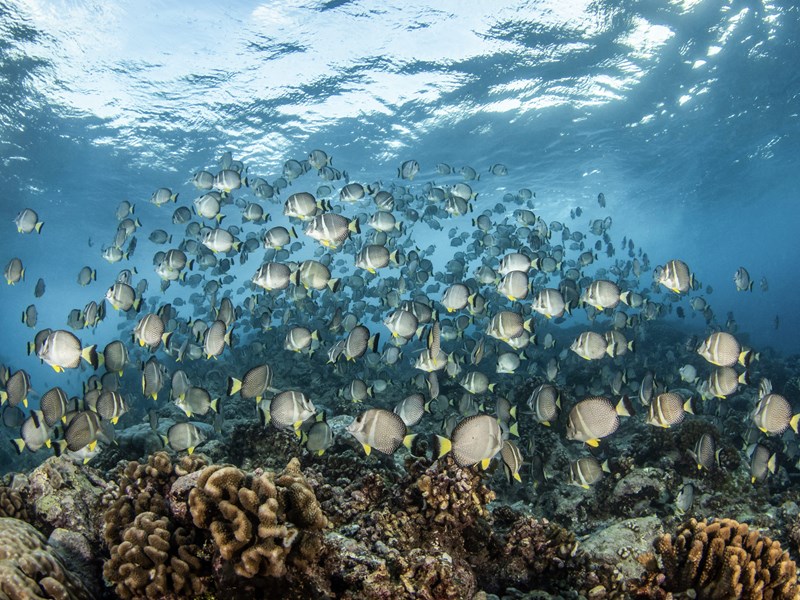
[[1, 0, 800, 598]]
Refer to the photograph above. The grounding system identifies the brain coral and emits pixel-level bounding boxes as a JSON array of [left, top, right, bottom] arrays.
[[0, 517, 92, 600]]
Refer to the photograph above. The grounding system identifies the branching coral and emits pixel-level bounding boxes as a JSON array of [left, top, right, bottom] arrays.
[[0, 517, 92, 600], [650, 517, 799, 599]]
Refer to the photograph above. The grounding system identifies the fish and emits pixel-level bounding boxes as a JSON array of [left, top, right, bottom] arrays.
[[657, 259, 693, 294], [163, 422, 207, 454], [150, 187, 179, 206], [302, 419, 334, 456], [734, 266, 753, 292], [460, 371, 495, 395], [355, 245, 398, 273], [689, 433, 718, 471], [141, 357, 165, 401], [343, 325, 379, 361], [37, 330, 98, 372], [263, 390, 316, 434], [340, 379, 373, 403], [675, 483, 694, 514], [105, 282, 140, 312], [4, 258, 24, 285], [61, 410, 104, 452], [14, 208, 44, 234], [566, 396, 629, 447], [749, 444, 776, 484], [751, 393, 800, 435], [291, 260, 340, 291], [570, 331, 609, 361], [696, 332, 754, 368], [436, 414, 503, 469], [394, 393, 426, 427], [264, 225, 298, 250], [102, 341, 129, 375], [176, 387, 218, 417], [203, 320, 231, 359], [0, 370, 32, 408], [568, 457, 610, 488], [133, 313, 171, 350], [304, 213, 360, 249], [227, 364, 274, 404], [11, 412, 51, 453], [500, 440, 523, 483], [96, 391, 129, 424], [646, 392, 693, 428], [531, 288, 567, 319], [348, 408, 415, 455], [398, 160, 420, 181], [21, 304, 37, 328], [171, 370, 191, 402], [581, 279, 620, 310], [527, 384, 560, 426], [706, 367, 748, 399], [485, 311, 533, 343], [39, 387, 68, 427]]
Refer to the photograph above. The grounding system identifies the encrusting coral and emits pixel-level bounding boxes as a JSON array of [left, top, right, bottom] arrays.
[[0, 517, 93, 600], [638, 517, 800, 599]]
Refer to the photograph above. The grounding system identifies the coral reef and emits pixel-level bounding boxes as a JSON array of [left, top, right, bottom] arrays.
[[635, 517, 799, 599], [0, 517, 93, 600], [102, 451, 210, 599], [188, 456, 328, 580], [103, 511, 206, 599], [0, 480, 28, 520]]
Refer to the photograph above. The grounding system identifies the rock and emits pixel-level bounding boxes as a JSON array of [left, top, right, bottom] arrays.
[[23, 457, 108, 546], [579, 515, 664, 581]]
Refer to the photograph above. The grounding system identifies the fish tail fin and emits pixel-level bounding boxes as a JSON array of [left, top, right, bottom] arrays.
[[367, 333, 380, 353], [435, 435, 451, 459], [402, 434, 416, 450], [82, 345, 99, 369], [227, 377, 242, 396]]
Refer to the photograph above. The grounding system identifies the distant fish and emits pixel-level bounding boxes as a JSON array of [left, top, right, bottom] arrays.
[[733, 267, 753, 292], [749, 444, 776, 484], [568, 456, 609, 488], [398, 160, 420, 181]]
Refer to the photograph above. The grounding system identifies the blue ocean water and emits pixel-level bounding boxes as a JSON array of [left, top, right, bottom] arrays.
[[0, 1, 797, 454], [4, 3, 800, 598]]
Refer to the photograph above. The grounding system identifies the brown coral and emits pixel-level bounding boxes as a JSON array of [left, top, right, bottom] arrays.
[[650, 517, 799, 599], [103, 511, 206, 599], [414, 455, 496, 530], [102, 451, 211, 599], [0, 517, 92, 600], [0, 484, 28, 521], [189, 456, 328, 580]]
